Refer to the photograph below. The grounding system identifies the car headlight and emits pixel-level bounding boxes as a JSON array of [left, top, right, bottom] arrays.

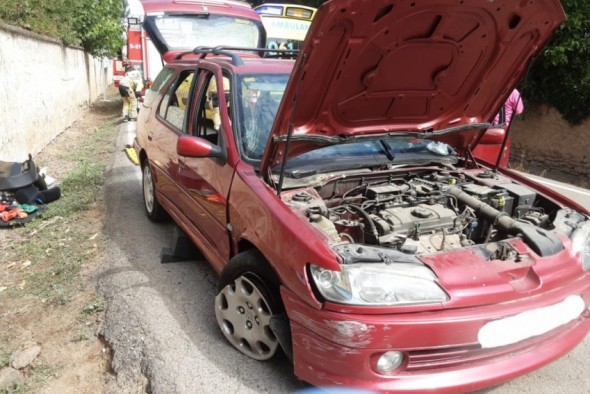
[[309, 263, 448, 306], [571, 220, 590, 271]]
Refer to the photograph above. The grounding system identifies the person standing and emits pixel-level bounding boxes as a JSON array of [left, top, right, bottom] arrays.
[[119, 69, 144, 122], [493, 89, 524, 126]]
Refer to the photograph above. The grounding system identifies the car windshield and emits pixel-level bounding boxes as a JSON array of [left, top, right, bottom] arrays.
[[233, 74, 456, 171], [235, 73, 290, 161], [154, 15, 261, 49], [279, 139, 457, 177]]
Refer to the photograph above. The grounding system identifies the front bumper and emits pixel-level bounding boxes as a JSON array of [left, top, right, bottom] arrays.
[[282, 277, 590, 393]]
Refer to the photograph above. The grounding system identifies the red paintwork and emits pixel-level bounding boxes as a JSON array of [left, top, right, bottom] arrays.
[[133, 0, 590, 392], [283, 279, 590, 393], [476, 128, 506, 145], [471, 127, 511, 167], [177, 135, 217, 157], [261, 0, 565, 172], [141, 0, 255, 13], [127, 29, 143, 64]]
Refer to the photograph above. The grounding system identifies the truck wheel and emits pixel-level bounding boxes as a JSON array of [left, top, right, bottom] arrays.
[[215, 250, 283, 361], [142, 163, 168, 222]]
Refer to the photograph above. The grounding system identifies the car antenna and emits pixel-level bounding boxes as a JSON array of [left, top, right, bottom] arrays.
[[276, 53, 308, 198]]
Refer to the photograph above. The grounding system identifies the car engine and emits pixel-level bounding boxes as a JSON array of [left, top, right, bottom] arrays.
[[283, 169, 585, 258]]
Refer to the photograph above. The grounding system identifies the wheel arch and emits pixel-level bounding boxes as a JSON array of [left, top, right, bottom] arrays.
[[218, 247, 293, 361], [138, 148, 148, 168]]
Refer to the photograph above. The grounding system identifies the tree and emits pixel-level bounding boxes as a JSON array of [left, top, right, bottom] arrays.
[[0, 0, 124, 57], [522, 0, 590, 124], [73, 0, 125, 57]]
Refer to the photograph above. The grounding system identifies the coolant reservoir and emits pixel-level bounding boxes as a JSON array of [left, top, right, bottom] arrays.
[[310, 214, 341, 242]]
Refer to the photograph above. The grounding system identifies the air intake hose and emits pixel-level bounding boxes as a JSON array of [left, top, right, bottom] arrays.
[[448, 187, 563, 257]]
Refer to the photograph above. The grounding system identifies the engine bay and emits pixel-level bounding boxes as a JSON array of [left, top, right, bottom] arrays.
[[283, 169, 586, 259]]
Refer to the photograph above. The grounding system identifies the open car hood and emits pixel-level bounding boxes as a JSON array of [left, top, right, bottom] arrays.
[[261, 0, 565, 172]]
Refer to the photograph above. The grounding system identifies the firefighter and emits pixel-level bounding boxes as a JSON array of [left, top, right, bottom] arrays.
[[119, 69, 144, 122], [122, 58, 133, 72]]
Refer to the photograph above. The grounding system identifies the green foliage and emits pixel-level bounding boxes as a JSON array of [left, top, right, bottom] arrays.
[[522, 0, 590, 124], [73, 0, 126, 57], [0, 353, 9, 368], [83, 298, 107, 315], [0, 0, 124, 57]]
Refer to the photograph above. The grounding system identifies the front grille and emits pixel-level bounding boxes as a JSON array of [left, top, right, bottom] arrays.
[[405, 319, 577, 371]]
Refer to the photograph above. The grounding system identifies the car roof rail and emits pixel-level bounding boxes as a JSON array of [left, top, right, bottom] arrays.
[[174, 46, 300, 65]]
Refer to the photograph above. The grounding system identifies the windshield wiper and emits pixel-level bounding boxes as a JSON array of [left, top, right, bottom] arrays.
[[272, 122, 492, 145], [379, 140, 395, 161]]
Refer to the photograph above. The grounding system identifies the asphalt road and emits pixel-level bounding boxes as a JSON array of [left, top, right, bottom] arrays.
[[98, 123, 590, 393], [520, 172, 590, 212]]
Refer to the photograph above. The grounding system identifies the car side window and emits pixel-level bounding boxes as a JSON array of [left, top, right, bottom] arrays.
[[142, 67, 174, 107], [151, 67, 175, 92], [158, 71, 194, 131], [192, 71, 231, 145]]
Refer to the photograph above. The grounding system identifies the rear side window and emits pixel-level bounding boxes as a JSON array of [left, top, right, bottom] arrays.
[[151, 67, 175, 92], [158, 71, 195, 131], [143, 67, 175, 107]]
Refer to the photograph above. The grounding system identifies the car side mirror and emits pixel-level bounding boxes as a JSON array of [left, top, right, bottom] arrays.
[[478, 127, 506, 145], [177, 135, 225, 162]]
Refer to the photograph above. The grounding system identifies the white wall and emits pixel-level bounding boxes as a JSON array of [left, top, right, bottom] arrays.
[[0, 22, 113, 162]]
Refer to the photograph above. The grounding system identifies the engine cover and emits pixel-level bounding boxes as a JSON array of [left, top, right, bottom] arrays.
[[378, 203, 457, 235]]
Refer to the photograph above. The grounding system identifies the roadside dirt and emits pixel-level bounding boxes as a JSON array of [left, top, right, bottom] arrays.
[[0, 94, 120, 393]]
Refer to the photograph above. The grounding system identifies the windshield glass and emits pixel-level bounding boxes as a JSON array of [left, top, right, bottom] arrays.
[[233, 73, 456, 170], [154, 15, 261, 49], [235, 73, 290, 161], [280, 139, 457, 176]]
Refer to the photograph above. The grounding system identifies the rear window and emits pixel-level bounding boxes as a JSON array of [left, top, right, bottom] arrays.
[[154, 15, 261, 49]]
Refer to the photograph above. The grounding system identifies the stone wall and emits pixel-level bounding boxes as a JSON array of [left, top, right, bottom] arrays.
[[509, 102, 590, 187], [0, 22, 112, 162]]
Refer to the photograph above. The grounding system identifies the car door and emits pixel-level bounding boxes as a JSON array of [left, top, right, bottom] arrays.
[[175, 64, 237, 270], [144, 68, 198, 211]]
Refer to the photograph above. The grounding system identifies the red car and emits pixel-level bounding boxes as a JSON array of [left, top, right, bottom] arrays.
[[134, 0, 590, 392]]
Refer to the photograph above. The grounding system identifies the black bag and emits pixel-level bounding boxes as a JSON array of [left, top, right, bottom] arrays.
[[0, 154, 46, 191]]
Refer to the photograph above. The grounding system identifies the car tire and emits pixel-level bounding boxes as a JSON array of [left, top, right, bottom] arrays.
[[215, 250, 283, 361], [142, 162, 168, 222]]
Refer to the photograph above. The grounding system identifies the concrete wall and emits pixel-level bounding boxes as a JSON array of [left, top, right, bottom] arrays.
[[0, 22, 112, 162]]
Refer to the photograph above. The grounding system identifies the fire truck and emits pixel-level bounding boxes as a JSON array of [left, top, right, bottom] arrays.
[[114, 0, 266, 87]]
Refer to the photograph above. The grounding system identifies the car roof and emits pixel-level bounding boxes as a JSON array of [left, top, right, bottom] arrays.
[[140, 0, 257, 17], [168, 52, 295, 75]]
